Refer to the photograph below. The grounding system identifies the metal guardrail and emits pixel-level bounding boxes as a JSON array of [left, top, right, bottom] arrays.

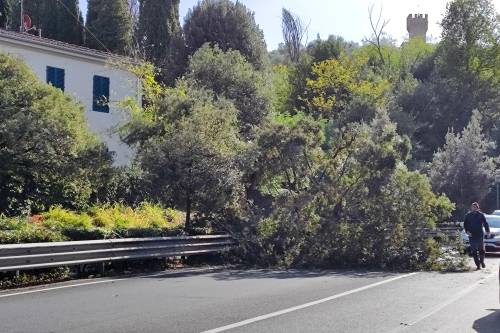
[[423, 227, 461, 237], [0, 235, 235, 272]]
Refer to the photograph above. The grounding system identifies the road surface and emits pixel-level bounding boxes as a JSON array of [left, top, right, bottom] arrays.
[[0, 258, 499, 333]]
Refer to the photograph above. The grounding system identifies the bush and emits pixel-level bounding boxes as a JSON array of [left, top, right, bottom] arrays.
[[0, 204, 185, 244], [43, 206, 93, 230], [0, 216, 64, 243], [0, 53, 114, 216], [89, 203, 184, 230]]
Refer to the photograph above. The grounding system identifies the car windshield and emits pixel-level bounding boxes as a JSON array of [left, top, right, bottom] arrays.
[[485, 216, 500, 228]]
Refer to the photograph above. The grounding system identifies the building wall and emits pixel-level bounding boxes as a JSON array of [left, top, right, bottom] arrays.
[[0, 40, 139, 165]]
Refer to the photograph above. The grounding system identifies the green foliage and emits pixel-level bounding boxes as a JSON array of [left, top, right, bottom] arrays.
[[56, 0, 85, 45], [307, 35, 358, 63], [0, 53, 113, 216], [439, 0, 499, 81], [43, 206, 93, 230], [9, 0, 84, 45], [425, 237, 469, 272], [183, 0, 269, 70], [270, 64, 293, 115], [125, 81, 244, 227], [89, 203, 183, 230], [302, 56, 389, 119], [429, 111, 496, 218], [396, 0, 499, 162], [86, 0, 133, 54], [0, 215, 65, 243], [138, 0, 186, 84], [0, 267, 70, 290], [0, 204, 184, 244], [0, 0, 11, 28], [186, 44, 270, 136]]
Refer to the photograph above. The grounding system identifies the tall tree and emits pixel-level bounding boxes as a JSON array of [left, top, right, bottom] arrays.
[[0, 0, 11, 29], [429, 111, 496, 218], [183, 0, 268, 70], [439, 0, 499, 79], [281, 8, 306, 63], [9, 0, 84, 45], [307, 35, 358, 63], [186, 44, 270, 137], [56, 0, 84, 45], [86, 0, 133, 55], [138, 0, 185, 84]]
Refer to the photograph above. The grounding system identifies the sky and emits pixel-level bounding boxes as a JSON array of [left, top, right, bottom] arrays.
[[79, 0, 500, 49]]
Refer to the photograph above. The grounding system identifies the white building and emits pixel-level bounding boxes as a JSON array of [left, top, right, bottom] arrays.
[[0, 29, 140, 165]]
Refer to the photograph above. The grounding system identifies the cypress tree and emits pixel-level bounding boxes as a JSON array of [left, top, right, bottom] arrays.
[[85, 0, 133, 55], [8, 0, 83, 45], [138, 0, 186, 84], [56, 0, 84, 45], [184, 0, 268, 70], [0, 0, 11, 29], [138, 0, 179, 66]]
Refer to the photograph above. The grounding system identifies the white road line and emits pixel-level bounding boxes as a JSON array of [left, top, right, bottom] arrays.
[[0, 267, 220, 299], [200, 272, 419, 333], [395, 270, 497, 331]]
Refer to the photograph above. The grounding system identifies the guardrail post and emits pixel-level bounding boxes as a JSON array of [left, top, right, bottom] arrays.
[[96, 262, 105, 275]]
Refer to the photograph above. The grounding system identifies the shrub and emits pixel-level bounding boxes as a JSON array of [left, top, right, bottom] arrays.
[[42, 206, 93, 230], [0, 216, 64, 244], [0, 204, 185, 244], [0, 53, 114, 216]]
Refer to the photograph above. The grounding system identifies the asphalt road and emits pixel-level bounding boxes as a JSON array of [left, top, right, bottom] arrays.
[[0, 258, 499, 333]]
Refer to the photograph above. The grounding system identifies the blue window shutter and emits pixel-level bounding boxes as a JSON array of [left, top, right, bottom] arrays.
[[46, 66, 64, 91], [56, 68, 65, 91], [93, 75, 110, 113], [46, 66, 54, 85]]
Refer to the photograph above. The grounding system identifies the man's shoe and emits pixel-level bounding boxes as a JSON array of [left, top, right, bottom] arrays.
[[476, 266, 481, 270], [481, 262, 486, 268]]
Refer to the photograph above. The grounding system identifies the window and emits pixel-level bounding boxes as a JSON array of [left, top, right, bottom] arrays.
[[46, 66, 65, 91], [93, 75, 110, 113]]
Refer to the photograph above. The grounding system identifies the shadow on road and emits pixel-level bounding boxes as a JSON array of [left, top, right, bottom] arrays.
[[209, 269, 396, 281], [139, 268, 398, 281], [472, 309, 500, 333]]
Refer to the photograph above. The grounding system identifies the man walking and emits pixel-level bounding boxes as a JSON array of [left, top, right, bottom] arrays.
[[464, 202, 490, 270]]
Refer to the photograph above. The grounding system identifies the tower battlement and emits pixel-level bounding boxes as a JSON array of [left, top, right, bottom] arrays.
[[407, 13, 428, 40]]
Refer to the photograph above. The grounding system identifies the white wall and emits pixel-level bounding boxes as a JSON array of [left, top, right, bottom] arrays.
[[0, 40, 139, 165]]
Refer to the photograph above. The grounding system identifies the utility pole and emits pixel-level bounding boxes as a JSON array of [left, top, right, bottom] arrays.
[[19, 0, 23, 32]]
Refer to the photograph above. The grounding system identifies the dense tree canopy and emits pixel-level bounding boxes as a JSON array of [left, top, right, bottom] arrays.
[[183, 0, 268, 70], [429, 111, 496, 218], [86, 0, 133, 54], [186, 44, 270, 136], [138, 0, 185, 83], [0, 0, 11, 29], [9, 0, 84, 45], [0, 54, 113, 216], [123, 79, 244, 227]]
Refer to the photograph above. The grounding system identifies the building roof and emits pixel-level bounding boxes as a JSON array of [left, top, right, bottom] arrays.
[[0, 28, 129, 63]]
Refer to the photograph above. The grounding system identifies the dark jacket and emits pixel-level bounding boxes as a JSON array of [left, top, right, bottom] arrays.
[[464, 211, 490, 239]]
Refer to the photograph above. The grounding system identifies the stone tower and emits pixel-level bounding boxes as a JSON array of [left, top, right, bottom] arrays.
[[407, 14, 428, 40]]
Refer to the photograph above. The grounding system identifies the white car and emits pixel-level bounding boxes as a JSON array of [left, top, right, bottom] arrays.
[[490, 210, 500, 216], [461, 214, 500, 253]]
